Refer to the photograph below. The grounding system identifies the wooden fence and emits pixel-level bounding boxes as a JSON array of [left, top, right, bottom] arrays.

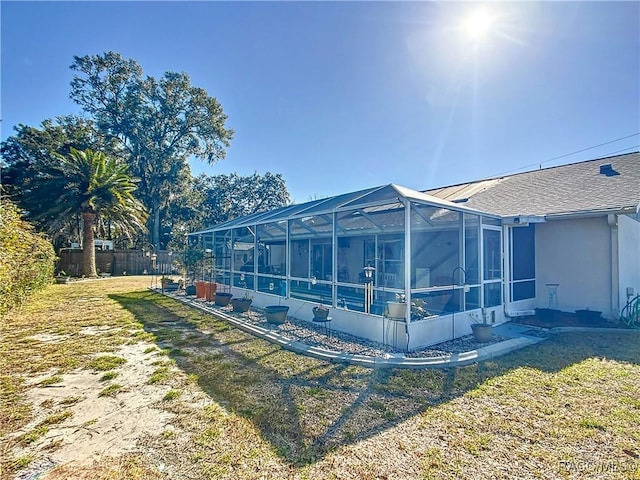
[[59, 249, 177, 277]]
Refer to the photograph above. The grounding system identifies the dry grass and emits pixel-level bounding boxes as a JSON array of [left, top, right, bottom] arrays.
[[1, 276, 639, 479]]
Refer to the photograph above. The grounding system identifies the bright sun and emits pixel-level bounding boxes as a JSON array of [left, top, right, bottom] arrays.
[[462, 8, 495, 41]]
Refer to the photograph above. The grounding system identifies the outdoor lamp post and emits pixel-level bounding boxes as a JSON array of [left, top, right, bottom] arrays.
[[364, 265, 375, 282], [160, 251, 172, 293], [363, 265, 375, 314], [146, 250, 157, 288]]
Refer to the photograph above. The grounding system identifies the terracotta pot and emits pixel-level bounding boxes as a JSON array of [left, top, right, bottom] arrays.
[[202, 282, 217, 301]]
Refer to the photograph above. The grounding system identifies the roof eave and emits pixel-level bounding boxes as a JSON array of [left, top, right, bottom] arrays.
[[543, 205, 638, 220]]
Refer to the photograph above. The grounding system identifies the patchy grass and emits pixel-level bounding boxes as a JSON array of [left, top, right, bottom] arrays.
[[98, 384, 123, 397], [162, 389, 182, 401], [20, 426, 49, 445], [147, 366, 170, 384], [3, 276, 640, 480], [37, 375, 63, 387], [59, 396, 82, 406], [99, 371, 119, 382], [89, 355, 126, 371], [38, 410, 73, 426]]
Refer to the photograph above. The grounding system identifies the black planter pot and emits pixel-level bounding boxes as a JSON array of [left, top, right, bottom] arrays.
[[535, 308, 559, 323], [575, 309, 602, 323], [185, 285, 196, 296], [215, 292, 233, 307], [312, 306, 330, 321], [162, 281, 180, 292], [264, 305, 289, 324], [231, 298, 252, 313], [471, 323, 493, 343]]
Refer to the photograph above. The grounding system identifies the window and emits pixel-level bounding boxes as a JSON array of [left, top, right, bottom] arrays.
[[312, 242, 332, 281], [410, 205, 460, 289], [290, 239, 309, 278], [510, 224, 535, 301], [483, 229, 502, 281], [464, 214, 480, 285], [483, 228, 502, 307]]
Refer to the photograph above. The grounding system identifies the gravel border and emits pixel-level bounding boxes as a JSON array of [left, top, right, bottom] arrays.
[[185, 297, 511, 359]]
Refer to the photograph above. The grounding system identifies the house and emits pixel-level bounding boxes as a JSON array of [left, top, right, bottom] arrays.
[[425, 152, 640, 321], [188, 152, 640, 350]]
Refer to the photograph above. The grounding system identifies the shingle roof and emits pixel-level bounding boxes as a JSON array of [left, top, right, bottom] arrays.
[[424, 152, 640, 217]]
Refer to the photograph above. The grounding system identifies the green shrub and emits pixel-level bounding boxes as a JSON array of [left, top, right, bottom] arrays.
[[0, 199, 56, 315]]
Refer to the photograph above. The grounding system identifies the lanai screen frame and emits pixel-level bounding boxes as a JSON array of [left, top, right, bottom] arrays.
[[188, 184, 503, 320]]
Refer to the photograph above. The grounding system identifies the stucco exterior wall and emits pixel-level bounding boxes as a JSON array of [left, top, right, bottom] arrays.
[[618, 214, 640, 311], [535, 216, 613, 317]]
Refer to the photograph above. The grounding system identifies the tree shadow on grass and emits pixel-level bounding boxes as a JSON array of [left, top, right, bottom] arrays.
[[110, 291, 640, 467]]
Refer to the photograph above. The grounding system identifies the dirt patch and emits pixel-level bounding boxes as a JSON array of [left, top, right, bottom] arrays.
[[11, 343, 175, 477], [27, 334, 68, 344], [77, 326, 119, 336]]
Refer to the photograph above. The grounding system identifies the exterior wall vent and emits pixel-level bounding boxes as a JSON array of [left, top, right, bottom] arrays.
[[599, 163, 619, 176]]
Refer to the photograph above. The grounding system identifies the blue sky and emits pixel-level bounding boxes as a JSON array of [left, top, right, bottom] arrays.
[[2, 1, 638, 203]]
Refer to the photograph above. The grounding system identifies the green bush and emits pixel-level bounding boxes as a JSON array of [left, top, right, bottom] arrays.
[[0, 199, 56, 315]]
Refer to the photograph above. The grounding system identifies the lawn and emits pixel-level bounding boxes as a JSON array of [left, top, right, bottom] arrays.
[[1, 277, 639, 479]]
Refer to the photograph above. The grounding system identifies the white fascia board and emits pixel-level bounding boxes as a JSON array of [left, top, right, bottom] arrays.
[[544, 206, 637, 221], [502, 215, 547, 225], [392, 184, 501, 219]]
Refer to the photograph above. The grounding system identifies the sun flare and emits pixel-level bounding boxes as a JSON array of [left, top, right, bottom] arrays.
[[462, 8, 495, 41]]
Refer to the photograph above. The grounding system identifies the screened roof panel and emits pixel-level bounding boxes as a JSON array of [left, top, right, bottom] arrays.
[[337, 206, 405, 233], [256, 199, 327, 222], [189, 183, 497, 236], [292, 186, 382, 216], [337, 184, 405, 210], [289, 213, 333, 237]]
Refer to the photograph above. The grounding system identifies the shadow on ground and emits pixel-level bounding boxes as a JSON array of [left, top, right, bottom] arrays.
[[110, 291, 640, 467]]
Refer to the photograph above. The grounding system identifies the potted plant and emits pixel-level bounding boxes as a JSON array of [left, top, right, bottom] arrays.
[[264, 304, 289, 324], [230, 292, 253, 312], [55, 271, 71, 284], [203, 281, 217, 301], [410, 298, 432, 321], [215, 292, 233, 306], [161, 277, 181, 292], [312, 304, 330, 321], [470, 309, 493, 343], [387, 293, 407, 318]]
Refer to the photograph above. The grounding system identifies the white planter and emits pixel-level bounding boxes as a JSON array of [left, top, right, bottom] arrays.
[[387, 302, 406, 319], [471, 323, 493, 343]]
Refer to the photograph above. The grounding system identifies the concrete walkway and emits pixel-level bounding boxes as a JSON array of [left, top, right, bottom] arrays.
[[159, 290, 554, 369]]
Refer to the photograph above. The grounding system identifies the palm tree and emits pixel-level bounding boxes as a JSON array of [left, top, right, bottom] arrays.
[[35, 148, 147, 277]]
